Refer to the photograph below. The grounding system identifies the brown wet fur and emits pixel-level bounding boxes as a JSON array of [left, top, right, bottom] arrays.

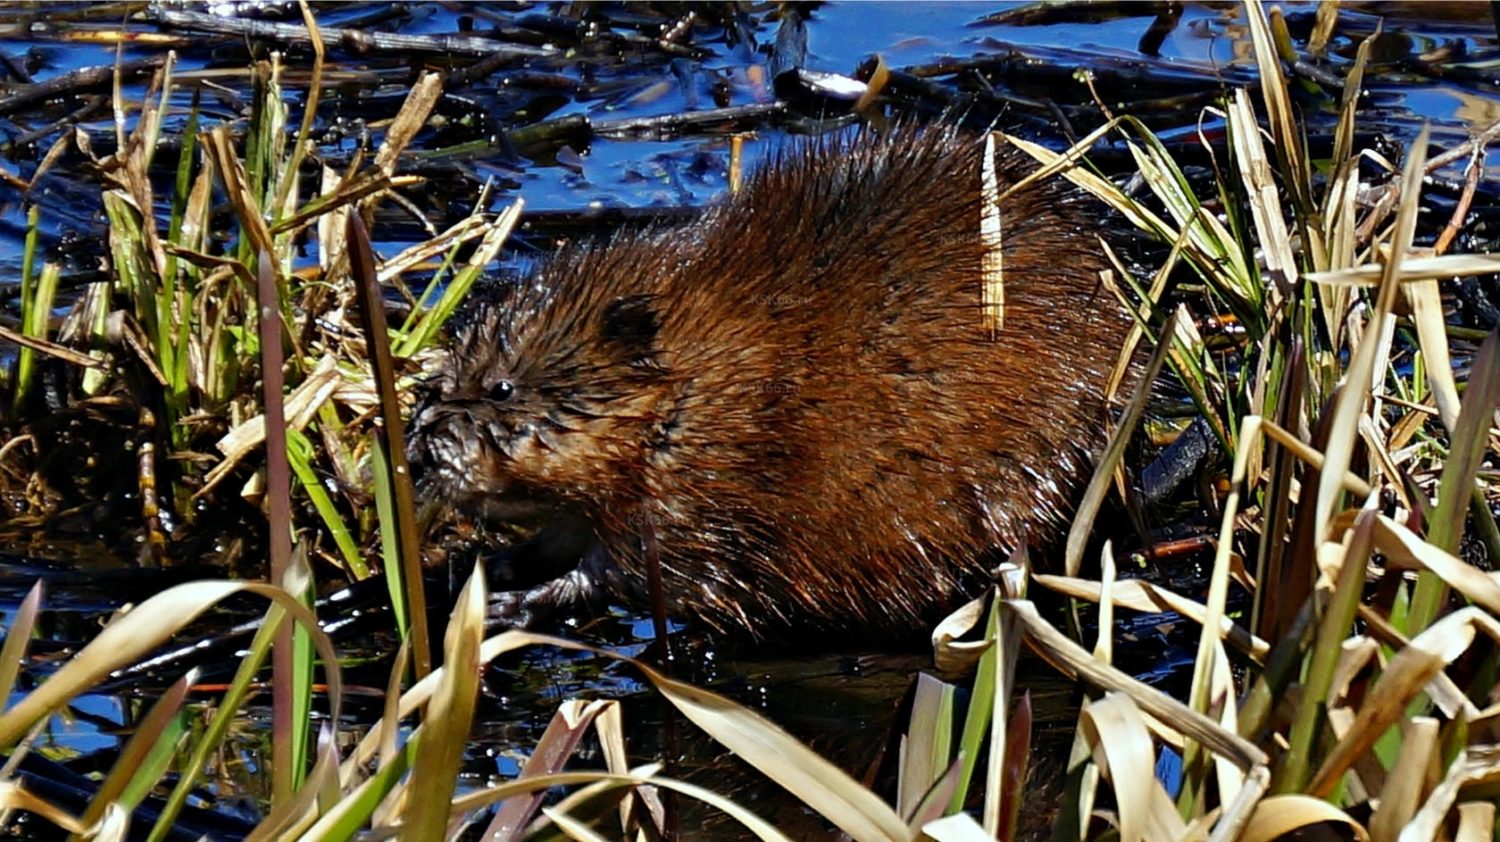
[[409, 126, 1131, 637]]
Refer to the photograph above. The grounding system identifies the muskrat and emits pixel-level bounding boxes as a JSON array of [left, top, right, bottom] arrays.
[[408, 126, 1131, 637]]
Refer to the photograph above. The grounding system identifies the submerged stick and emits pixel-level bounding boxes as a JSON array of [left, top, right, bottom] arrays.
[[0, 55, 164, 116]]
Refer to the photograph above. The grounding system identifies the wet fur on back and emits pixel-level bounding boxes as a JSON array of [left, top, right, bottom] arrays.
[[410, 125, 1129, 637]]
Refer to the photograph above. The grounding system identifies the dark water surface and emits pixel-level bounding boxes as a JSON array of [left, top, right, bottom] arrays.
[[2, 2, 1500, 838]]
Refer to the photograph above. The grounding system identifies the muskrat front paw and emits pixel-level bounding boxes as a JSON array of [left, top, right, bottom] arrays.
[[486, 567, 606, 629], [486, 590, 538, 628]]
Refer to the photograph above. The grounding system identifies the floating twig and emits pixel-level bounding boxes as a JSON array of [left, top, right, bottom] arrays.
[[145, 8, 554, 58]]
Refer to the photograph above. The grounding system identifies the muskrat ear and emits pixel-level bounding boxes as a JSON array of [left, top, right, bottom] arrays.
[[600, 294, 662, 369]]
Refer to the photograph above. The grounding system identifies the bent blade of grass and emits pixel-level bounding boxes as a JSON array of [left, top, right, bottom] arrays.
[[1003, 600, 1266, 772], [932, 589, 991, 673], [0, 581, 342, 837], [404, 563, 485, 840], [0, 581, 242, 745], [1034, 575, 1268, 661], [1326, 637, 1383, 719], [337, 627, 890, 839], [0, 783, 87, 834], [1374, 515, 1500, 616], [75, 668, 197, 836], [1079, 693, 1174, 842], [395, 629, 906, 841], [1308, 253, 1500, 286], [1238, 795, 1368, 842], [449, 768, 794, 842], [638, 662, 908, 841], [1307, 607, 1499, 797]]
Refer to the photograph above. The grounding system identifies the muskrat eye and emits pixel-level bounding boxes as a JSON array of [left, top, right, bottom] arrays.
[[490, 380, 515, 402]]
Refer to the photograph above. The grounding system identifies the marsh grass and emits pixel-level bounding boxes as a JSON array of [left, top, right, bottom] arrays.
[[892, 1, 1500, 838], [3, 0, 1500, 838]]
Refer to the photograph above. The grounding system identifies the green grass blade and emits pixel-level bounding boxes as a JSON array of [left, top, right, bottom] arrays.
[[1409, 330, 1500, 633], [286, 428, 367, 578], [11, 205, 39, 414]]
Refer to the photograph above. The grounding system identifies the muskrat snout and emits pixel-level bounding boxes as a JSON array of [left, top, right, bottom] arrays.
[[407, 382, 518, 500]]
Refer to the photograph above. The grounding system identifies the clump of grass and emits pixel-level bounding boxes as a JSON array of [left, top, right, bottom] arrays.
[[0, 35, 520, 821], [4, 48, 519, 609], [887, 1, 1500, 838]]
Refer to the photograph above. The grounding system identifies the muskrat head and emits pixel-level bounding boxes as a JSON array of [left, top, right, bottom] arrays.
[[408, 283, 671, 519]]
